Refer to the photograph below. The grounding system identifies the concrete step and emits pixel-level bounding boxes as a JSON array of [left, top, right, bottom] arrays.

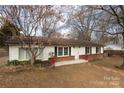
[[55, 59, 88, 67]]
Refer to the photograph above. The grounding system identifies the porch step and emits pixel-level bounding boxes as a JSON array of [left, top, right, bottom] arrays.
[[55, 59, 88, 67]]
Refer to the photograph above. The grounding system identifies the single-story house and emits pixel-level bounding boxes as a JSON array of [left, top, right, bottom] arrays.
[[7, 37, 104, 62]]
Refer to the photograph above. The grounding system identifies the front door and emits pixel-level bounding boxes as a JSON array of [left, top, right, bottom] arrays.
[[75, 47, 79, 59]]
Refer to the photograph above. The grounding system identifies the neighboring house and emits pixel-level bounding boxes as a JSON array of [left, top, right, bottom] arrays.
[[104, 44, 124, 56], [104, 44, 124, 50], [7, 37, 104, 62]]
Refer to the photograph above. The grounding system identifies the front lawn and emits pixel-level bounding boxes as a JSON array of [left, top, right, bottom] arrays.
[[0, 61, 124, 88], [90, 55, 124, 71]]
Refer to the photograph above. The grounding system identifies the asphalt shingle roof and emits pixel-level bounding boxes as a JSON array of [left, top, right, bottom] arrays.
[[6, 36, 103, 47]]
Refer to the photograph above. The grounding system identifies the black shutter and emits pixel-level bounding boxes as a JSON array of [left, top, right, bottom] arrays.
[[55, 46, 57, 57], [85, 47, 87, 54], [90, 47, 92, 54], [85, 47, 86, 54], [69, 47, 71, 56]]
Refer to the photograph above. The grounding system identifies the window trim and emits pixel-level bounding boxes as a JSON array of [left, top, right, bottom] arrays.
[[19, 47, 42, 61], [64, 47, 69, 56], [57, 46, 69, 57], [85, 47, 92, 54], [57, 47, 63, 56], [19, 48, 27, 60]]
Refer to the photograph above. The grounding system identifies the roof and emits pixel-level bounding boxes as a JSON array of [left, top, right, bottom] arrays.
[[6, 36, 103, 47]]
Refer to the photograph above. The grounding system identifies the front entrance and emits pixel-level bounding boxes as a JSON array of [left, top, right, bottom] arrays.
[[75, 47, 80, 59], [75, 53, 79, 59]]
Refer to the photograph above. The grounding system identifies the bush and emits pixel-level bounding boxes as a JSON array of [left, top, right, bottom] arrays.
[[7, 60, 19, 66], [40, 61, 51, 67], [8, 59, 51, 67], [8, 60, 30, 66], [34, 59, 51, 67], [19, 60, 30, 65], [34, 60, 42, 64]]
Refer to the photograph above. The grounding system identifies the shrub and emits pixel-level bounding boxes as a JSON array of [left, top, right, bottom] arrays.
[[8, 59, 51, 67], [32, 60, 51, 67], [7, 60, 20, 66], [40, 61, 51, 67], [8, 60, 30, 66], [34, 60, 42, 64], [19, 60, 30, 65]]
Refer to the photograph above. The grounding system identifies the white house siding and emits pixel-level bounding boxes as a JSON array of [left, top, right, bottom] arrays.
[[71, 47, 102, 59], [71, 47, 85, 59], [9, 45, 103, 61], [9, 46, 19, 61], [19, 48, 27, 60], [9, 45, 55, 61], [41, 46, 54, 61], [101, 47, 104, 53], [92, 47, 96, 54], [79, 47, 85, 55]]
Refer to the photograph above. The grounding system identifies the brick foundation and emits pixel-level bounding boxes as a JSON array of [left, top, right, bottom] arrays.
[[79, 54, 103, 60], [54, 56, 75, 62]]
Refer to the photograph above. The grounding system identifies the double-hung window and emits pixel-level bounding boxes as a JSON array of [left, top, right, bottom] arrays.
[[96, 47, 101, 54], [19, 48, 26, 60], [58, 47, 63, 56], [85, 47, 92, 54], [19, 48, 41, 60], [64, 47, 68, 55], [57, 47, 69, 56]]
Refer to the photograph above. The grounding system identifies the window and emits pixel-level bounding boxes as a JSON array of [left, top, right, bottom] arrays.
[[26, 48, 41, 59], [96, 47, 101, 54], [19, 48, 41, 60], [38, 48, 43, 58], [64, 47, 68, 55], [58, 47, 63, 56], [85, 47, 92, 54], [19, 48, 26, 60], [57, 47, 70, 56], [26, 48, 31, 60]]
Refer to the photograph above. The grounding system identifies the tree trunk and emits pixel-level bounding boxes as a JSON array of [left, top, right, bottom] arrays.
[[31, 55, 36, 66], [120, 56, 124, 67], [122, 33, 124, 49], [120, 33, 124, 67]]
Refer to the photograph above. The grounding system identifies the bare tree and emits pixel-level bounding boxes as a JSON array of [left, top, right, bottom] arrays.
[[67, 6, 99, 41], [91, 5, 124, 45], [89, 5, 124, 67], [66, 6, 121, 45], [99, 5, 124, 67], [0, 5, 61, 65]]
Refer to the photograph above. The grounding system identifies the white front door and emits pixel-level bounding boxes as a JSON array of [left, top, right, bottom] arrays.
[[75, 47, 79, 59]]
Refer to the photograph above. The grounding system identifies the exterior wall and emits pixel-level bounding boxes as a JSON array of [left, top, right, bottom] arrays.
[[9, 45, 54, 61], [101, 47, 104, 53], [9, 46, 19, 61], [55, 56, 75, 62], [9, 45, 104, 62], [42, 46, 54, 61], [79, 46, 104, 61], [79, 47, 85, 55], [79, 54, 103, 60], [92, 47, 96, 54], [71, 47, 85, 59]]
